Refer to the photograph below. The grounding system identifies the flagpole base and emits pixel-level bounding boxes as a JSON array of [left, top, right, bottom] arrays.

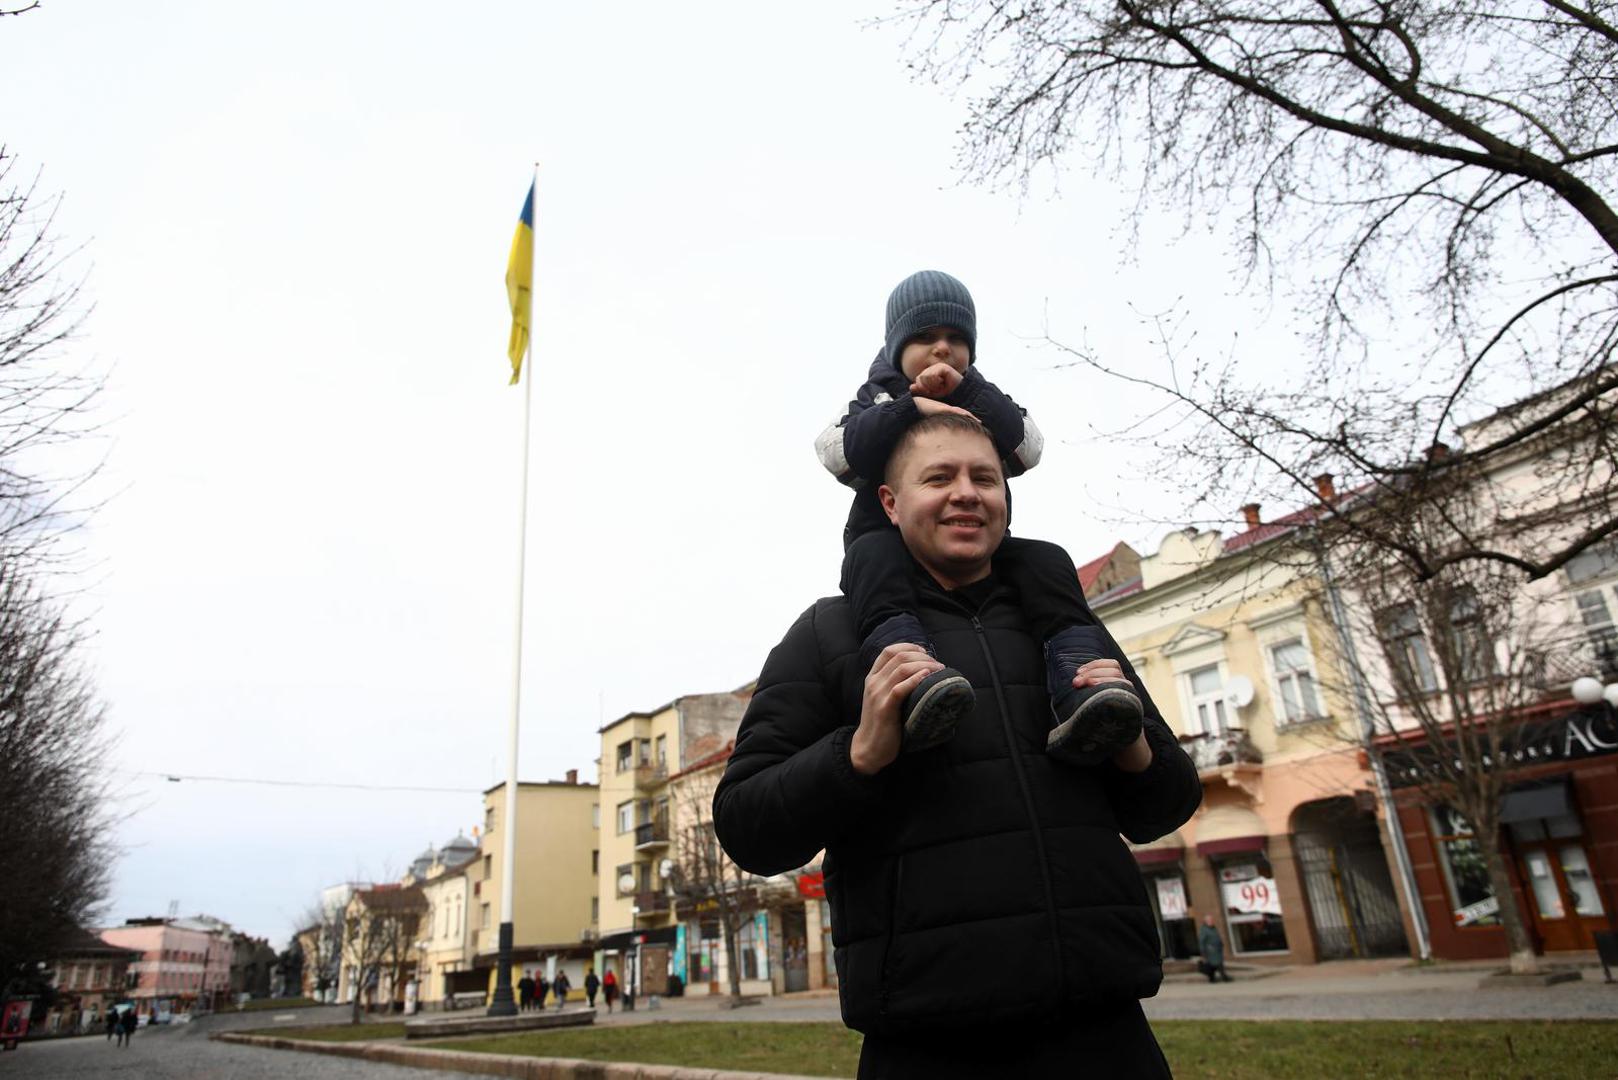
[[486, 922, 518, 1016]]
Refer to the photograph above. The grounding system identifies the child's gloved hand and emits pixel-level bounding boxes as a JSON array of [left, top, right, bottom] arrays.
[[910, 362, 964, 398]]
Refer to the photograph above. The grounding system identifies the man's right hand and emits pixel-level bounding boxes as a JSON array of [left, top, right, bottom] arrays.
[[850, 643, 941, 776]]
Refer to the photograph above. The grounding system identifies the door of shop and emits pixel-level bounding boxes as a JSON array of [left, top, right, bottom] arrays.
[[1516, 838, 1607, 951], [1293, 799, 1408, 960], [780, 906, 809, 992]]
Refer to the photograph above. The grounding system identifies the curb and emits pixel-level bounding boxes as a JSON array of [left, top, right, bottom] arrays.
[[212, 1031, 828, 1080]]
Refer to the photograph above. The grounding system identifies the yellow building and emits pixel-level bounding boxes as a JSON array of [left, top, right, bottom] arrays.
[[474, 772, 600, 999], [1084, 499, 1417, 968], [595, 690, 749, 992]]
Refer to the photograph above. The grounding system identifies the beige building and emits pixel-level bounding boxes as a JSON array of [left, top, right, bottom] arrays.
[[595, 689, 749, 992], [665, 743, 834, 997], [406, 835, 478, 1007], [1085, 492, 1415, 968], [475, 772, 600, 999]]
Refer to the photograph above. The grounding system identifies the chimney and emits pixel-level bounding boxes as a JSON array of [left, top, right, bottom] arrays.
[[1241, 503, 1262, 529], [565, 768, 578, 785], [1314, 473, 1336, 504]]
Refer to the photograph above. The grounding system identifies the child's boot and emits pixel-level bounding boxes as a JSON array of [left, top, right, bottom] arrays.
[[860, 614, 974, 752], [1044, 625, 1143, 764]]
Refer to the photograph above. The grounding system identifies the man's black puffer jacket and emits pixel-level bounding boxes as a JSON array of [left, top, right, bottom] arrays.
[[713, 574, 1202, 1037]]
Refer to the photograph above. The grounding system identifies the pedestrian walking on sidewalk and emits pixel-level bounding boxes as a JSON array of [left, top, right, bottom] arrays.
[[602, 969, 618, 1013], [119, 1007, 137, 1047], [1198, 914, 1233, 983], [104, 1010, 117, 1042], [584, 967, 600, 1008], [553, 970, 571, 1009], [518, 972, 535, 1011]]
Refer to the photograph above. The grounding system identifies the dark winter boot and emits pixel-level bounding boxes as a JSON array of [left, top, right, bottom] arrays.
[[1044, 625, 1144, 765], [859, 614, 974, 752]]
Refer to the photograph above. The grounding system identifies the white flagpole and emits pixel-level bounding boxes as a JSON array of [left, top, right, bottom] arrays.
[[489, 164, 537, 1017]]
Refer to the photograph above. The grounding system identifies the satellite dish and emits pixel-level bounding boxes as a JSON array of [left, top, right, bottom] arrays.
[[617, 872, 635, 894], [659, 859, 674, 879], [1224, 675, 1255, 708]]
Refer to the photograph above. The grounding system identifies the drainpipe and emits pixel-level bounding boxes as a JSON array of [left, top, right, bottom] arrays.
[[1317, 548, 1433, 960]]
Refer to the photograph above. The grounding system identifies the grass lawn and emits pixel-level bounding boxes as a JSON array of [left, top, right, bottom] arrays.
[[417, 1020, 1618, 1079], [235, 997, 321, 1012]]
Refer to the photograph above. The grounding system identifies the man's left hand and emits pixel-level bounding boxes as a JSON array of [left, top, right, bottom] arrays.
[[1072, 660, 1154, 773]]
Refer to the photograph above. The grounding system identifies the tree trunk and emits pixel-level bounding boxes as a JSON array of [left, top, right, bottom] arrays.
[[723, 914, 743, 1002], [1480, 835, 1540, 974]]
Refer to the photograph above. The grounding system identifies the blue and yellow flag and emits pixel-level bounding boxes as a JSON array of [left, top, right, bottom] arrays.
[[505, 181, 535, 384]]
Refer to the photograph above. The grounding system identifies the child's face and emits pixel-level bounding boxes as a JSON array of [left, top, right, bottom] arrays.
[[899, 326, 971, 380]]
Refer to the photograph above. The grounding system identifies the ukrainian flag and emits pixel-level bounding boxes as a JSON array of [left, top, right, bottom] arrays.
[[505, 181, 535, 384]]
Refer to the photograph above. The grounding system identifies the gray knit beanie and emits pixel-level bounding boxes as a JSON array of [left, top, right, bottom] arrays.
[[884, 270, 977, 371]]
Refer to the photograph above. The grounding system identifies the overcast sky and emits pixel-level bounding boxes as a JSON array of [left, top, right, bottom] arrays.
[[3, 1, 1305, 944]]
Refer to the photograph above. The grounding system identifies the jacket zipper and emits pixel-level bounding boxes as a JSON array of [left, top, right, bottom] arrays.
[[971, 613, 1067, 1002], [878, 855, 903, 1016]]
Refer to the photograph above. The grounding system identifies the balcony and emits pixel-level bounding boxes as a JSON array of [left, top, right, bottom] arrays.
[[634, 762, 669, 788], [1182, 731, 1263, 774], [634, 817, 670, 851], [1531, 630, 1618, 694], [633, 891, 670, 915]]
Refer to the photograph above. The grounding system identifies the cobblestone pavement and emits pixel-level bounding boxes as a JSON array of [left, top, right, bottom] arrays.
[[0, 1012, 469, 1080]]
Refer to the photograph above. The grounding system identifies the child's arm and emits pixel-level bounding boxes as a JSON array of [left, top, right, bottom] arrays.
[[815, 359, 1046, 485], [815, 360, 923, 486], [933, 366, 1044, 477]]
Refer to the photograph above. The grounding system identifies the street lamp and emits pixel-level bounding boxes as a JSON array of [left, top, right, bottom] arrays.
[[1571, 676, 1618, 708]]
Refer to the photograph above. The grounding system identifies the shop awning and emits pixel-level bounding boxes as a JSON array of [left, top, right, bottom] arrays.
[[596, 926, 678, 952], [1194, 804, 1268, 857], [1127, 830, 1185, 866], [1499, 781, 1572, 825]]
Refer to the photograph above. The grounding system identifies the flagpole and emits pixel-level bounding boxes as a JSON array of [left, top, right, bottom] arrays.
[[489, 164, 537, 1018]]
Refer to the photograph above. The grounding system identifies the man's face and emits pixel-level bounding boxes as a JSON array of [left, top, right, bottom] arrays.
[[878, 426, 1006, 589], [898, 326, 971, 381]]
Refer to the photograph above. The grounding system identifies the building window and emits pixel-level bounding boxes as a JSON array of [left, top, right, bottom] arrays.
[[615, 863, 636, 897], [1430, 806, 1499, 927], [1184, 663, 1227, 736], [484, 805, 496, 834], [1216, 857, 1289, 954], [737, 915, 765, 980], [483, 853, 493, 879], [1380, 603, 1439, 693], [1269, 639, 1321, 724], [591, 849, 599, 874], [591, 897, 599, 923], [637, 799, 653, 827], [480, 903, 491, 930], [616, 741, 633, 773], [1446, 587, 1497, 684], [637, 738, 652, 766], [592, 803, 600, 828], [655, 735, 667, 767], [617, 800, 634, 835]]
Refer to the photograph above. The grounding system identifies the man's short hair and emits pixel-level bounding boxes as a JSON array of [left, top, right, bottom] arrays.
[[883, 412, 999, 488]]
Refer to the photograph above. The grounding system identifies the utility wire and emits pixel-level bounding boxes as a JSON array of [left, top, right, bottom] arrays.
[[121, 770, 483, 795]]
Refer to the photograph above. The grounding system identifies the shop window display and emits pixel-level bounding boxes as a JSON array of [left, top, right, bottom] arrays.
[[1431, 806, 1499, 927], [1217, 856, 1289, 953]]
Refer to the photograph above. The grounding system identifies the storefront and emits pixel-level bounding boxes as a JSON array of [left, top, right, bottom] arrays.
[[1387, 703, 1618, 959], [1195, 803, 1292, 957], [1130, 832, 1197, 960]]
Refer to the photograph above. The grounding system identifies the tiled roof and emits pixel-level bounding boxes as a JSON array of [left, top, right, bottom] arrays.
[[669, 740, 735, 781], [1075, 549, 1114, 593], [1091, 576, 1143, 607]]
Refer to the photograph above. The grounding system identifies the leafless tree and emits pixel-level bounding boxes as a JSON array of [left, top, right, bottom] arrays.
[[294, 899, 346, 1003], [0, 138, 111, 1004], [0, 569, 111, 1000], [900, 0, 1618, 579], [668, 764, 749, 1003], [1314, 546, 1576, 973], [342, 885, 424, 1024]]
